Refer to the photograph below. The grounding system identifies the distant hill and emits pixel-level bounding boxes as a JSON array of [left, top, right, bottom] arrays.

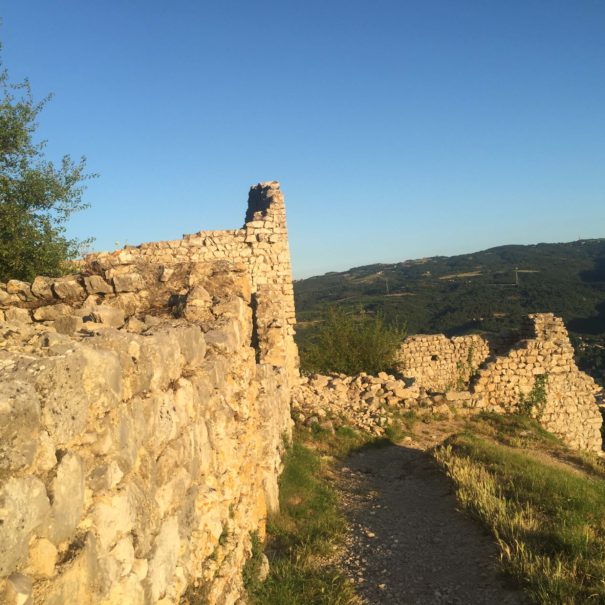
[[294, 239, 605, 339]]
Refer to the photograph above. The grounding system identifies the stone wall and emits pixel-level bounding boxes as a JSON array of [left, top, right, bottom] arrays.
[[0, 184, 298, 604], [296, 314, 603, 452], [470, 314, 602, 451], [85, 181, 299, 382], [395, 334, 490, 392]]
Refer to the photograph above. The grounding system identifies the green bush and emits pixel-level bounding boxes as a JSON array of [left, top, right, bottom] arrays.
[[300, 307, 406, 375], [0, 46, 94, 282]]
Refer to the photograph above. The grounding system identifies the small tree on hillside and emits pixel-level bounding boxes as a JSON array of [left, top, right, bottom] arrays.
[[301, 307, 406, 375], [0, 47, 94, 282]]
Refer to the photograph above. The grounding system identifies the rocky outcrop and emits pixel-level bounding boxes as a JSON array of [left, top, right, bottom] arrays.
[[0, 184, 297, 604]]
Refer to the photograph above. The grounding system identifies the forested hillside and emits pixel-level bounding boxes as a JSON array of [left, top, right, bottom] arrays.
[[294, 239, 605, 383]]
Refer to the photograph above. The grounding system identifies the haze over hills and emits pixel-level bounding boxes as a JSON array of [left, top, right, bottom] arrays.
[[294, 238, 605, 338]]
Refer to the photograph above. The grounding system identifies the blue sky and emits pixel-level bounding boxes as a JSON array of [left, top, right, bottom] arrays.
[[2, 1, 604, 278]]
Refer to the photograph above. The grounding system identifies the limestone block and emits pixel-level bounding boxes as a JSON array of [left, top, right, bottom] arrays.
[[145, 517, 180, 602], [52, 276, 85, 301], [393, 386, 416, 399], [44, 453, 85, 545], [32, 304, 72, 321], [99, 573, 145, 605], [53, 315, 84, 335], [445, 390, 471, 402], [171, 325, 206, 368], [84, 274, 114, 294], [148, 392, 180, 446], [132, 559, 148, 581], [204, 318, 242, 354], [0, 287, 18, 305], [31, 276, 55, 300], [34, 431, 58, 472], [42, 532, 100, 605], [27, 538, 57, 578], [90, 306, 126, 328], [110, 408, 142, 473], [158, 265, 174, 282], [6, 280, 33, 301], [88, 460, 124, 491], [155, 466, 191, 517], [110, 537, 135, 578], [111, 291, 146, 317], [35, 348, 122, 443], [0, 477, 50, 576], [137, 331, 183, 392], [5, 307, 31, 323], [93, 493, 134, 551], [213, 296, 251, 326], [0, 381, 40, 471], [199, 357, 228, 390], [183, 285, 212, 323], [113, 273, 145, 293]]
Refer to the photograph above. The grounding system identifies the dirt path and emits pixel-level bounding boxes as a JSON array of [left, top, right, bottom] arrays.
[[336, 434, 528, 604]]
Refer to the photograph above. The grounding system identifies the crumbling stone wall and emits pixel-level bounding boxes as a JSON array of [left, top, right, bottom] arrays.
[[85, 181, 299, 382], [470, 314, 602, 451], [296, 314, 603, 452], [395, 334, 490, 392], [0, 183, 299, 604]]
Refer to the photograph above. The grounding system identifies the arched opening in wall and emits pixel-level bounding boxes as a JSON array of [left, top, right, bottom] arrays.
[[431, 355, 439, 362]]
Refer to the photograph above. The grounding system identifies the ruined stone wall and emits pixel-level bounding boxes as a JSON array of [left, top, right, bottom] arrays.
[[296, 314, 603, 452], [85, 181, 298, 382], [0, 261, 292, 604], [0, 183, 300, 604], [470, 314, 602, 451], [395, 334, 490, 392]]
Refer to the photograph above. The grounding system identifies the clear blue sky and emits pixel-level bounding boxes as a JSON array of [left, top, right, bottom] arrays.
[[2, 1, 604, 278]]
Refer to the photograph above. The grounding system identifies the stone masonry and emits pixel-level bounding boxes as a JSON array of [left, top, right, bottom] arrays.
[[1, 180, 603, 604], [470, 314, 602, 451], [395, 334, 490, 392], [0, 183, 297, 604], [295, 314, 603, 452], [85, 181, 299, 383]]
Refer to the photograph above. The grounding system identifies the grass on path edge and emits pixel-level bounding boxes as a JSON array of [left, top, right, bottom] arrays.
[[433, 414, 605, 605]]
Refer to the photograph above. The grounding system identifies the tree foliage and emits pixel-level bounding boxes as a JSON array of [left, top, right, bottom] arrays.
[[300, 307, 406, 375], [0, 48, 93, 282]]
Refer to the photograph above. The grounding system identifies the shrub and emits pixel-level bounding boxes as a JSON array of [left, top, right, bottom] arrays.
[[300, 307, 406, 375], [0, 45, 94, 282]]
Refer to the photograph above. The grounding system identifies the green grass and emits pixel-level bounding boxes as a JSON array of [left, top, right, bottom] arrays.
[[247, 429, 367, 605], [384, 409, 419, 442], [434, 414, 605, 604]]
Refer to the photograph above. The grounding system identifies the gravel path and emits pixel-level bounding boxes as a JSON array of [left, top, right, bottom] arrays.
[[336, 441, 528, 605]]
